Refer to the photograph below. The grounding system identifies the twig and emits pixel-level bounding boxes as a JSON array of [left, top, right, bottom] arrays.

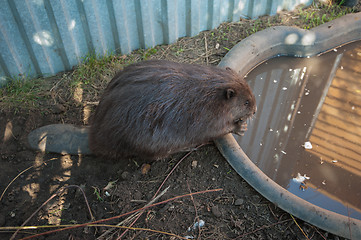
[[187, 181, 201, 239], [154, 148, 199, 198], [96, 224, 188, 239], [85, 101, 99, 105], [117, 147, 199, 239], [159, 44, 172, 59], [204, 34, 209, 65], [304, 223, 326, 240], [18, 188, 222, 240], [10, 185, 94, 240], [98, 186, 170, 239], [0, 157, 59, 202], [116, 187, 170, 239], [267, 204, 278, 221], [1, 223, 188, 240], [290, 214, 309, 240]]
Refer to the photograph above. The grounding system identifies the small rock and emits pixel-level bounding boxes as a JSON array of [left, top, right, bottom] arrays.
[[191, 219, 205, 230], [252, 195, 260, 203], [234, 198, 244, 206], [121, 171, 130, 180], [191, 160, 198, 168], [133, 191, 142, 200], [141, 163, 151, 175], [211, 205, 222, 218], [303, 141, 312, 149]]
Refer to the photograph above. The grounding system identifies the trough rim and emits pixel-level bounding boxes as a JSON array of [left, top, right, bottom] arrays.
[[216, 11, 361, 239]]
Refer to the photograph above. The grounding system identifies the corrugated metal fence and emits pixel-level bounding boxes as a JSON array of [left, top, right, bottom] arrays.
[[0, 0, 312, 85]]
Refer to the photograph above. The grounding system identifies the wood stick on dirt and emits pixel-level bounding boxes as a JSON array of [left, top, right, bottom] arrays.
[[18, 188, 223, 240]]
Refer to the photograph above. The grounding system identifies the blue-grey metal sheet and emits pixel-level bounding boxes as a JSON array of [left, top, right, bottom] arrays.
[[0, 0, 312, 85]]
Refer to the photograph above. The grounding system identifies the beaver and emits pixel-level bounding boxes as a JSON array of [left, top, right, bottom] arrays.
[[28, 60, 256, 159], [88, 60, 256, 159]]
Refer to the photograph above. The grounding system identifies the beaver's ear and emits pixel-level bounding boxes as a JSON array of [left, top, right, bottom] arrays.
[[225, 88, 236, 100]]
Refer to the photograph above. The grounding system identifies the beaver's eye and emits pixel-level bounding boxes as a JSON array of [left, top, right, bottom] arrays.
[[244, 100, 249, 106]]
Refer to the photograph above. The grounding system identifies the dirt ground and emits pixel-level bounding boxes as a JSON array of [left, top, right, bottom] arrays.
[[1, 2, 360, 239]]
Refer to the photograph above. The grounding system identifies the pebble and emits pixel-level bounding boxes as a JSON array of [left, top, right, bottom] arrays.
[[133, 191, 142, 200], [120, 171, 130, 180], [141, 163, 151, 175], [252, 195, 260, 202], [211, 205, 222, 218], [234, 198, 244, 206], [191, 160, 198, 168]]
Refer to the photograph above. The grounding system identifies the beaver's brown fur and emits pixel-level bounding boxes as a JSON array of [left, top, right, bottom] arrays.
[[89, 60, 256, 159]]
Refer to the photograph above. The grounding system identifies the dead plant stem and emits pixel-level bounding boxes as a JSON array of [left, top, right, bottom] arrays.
[[18, 188, 222, 240]]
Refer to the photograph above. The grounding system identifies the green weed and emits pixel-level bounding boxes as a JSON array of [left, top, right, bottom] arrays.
[[135, 47, 159, 60], [174, 47, 185, 56], [250, 19, 262, 34], [0, 76, 51, 110], [92, 186, 104, 202], [298, 2, 355, 29], [65, 51, 132, 103], [71, 51, 123, 87]]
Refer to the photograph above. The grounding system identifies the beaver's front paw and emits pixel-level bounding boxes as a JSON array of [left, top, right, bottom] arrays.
[[233, 121, 248, 136]]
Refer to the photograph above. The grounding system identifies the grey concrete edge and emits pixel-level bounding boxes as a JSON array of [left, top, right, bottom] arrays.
[[216, 12, 361, 239]]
